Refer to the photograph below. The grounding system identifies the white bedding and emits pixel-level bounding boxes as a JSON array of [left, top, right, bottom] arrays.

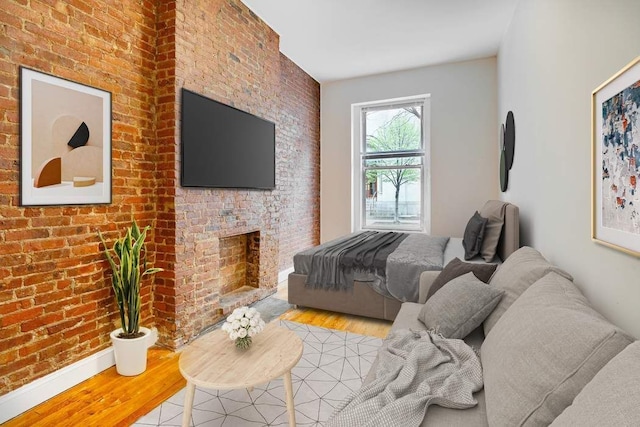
[[444, 238, 502, 265]]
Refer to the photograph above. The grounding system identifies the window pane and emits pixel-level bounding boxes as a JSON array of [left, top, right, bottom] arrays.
[[364, 156, 421, 168], [363, 167, 421, 230], [365, 106, 422, 154]]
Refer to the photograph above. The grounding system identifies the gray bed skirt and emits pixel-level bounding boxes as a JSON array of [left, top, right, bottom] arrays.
[[287, 272, 403, 321]]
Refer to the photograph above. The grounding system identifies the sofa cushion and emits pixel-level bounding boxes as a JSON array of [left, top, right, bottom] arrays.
[[478, 200, 507, 262], [391, 302, 429, 333], [483, 246, 572, 336], [481, 272, 634, 427], [420, 389, 488, 427], [419, 272, 504, 339], [462, 211, 488, 260], [550, 340, 640, 426], [426, 257, 497, 301]]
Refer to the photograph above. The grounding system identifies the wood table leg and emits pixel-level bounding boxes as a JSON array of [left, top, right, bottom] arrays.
[[182, 382, 196, 427], [283, 370, 296, 426]]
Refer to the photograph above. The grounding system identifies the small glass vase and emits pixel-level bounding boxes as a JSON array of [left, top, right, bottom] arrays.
[[235, 336, 252, 350]]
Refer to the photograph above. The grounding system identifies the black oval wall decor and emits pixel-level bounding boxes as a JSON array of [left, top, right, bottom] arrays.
[[499, 123, 508, 192], [500, 148, 508, 192], [505, 111, 515, 170]]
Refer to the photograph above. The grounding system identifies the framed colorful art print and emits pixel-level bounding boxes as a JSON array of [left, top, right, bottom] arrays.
[[20, 67, 112, 206], [592, 55, 640, 256]]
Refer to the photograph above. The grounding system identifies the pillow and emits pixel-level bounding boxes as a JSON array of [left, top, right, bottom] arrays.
[[481, 272, 634, 427], [462, 211, 487, 260], [478, 200, 507, 262], [418, 272, 504, 339], [550, 341, 640, 426], [426, 257, 497, 301], [483, 246, 573, 336]]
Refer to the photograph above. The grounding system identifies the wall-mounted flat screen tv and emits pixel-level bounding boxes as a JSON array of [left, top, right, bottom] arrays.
[[181, 88, 276, 189]]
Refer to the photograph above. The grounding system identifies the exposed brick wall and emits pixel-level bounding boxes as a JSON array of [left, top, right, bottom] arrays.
[[168, 0, 282, 347], [0, 0, 319, 395], [151, 0, 179, 350], [277, 54, 321, 271], [0, 1, 160, 394]]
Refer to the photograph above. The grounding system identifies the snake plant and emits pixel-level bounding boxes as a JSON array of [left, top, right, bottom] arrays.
[[99, 220, 163, 339]]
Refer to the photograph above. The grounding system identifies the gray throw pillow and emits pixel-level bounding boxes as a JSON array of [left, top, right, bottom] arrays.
[[481, 272, 633, 427], [426, 257, 497, 301], [418, 272, 504, 339], [462, 211, 487, 260], [478, 200, 507, 262]]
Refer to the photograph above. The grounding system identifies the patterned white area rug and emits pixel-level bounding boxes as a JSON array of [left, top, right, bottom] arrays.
[[133, 320, 382, 426]]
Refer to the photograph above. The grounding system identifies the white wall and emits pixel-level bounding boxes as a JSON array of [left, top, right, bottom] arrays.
[[321, 58, 499, 242], [499, 0, 640, 338]]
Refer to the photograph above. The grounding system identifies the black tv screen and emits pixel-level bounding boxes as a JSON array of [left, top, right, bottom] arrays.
[[181, 88, 276, 189]]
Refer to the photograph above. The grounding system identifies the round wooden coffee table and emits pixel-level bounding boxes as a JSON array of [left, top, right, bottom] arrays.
[[179, 322, 304, 426]]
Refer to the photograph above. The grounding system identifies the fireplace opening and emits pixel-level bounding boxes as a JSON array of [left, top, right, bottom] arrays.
[[219, 230, 260, 296]]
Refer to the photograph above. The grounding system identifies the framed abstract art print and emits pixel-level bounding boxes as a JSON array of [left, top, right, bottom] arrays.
[[20, 67, 112, 206], [592, 56, 640, 256]]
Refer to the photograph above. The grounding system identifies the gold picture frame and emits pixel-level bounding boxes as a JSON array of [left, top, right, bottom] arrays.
[[592, 55, 640, 256]]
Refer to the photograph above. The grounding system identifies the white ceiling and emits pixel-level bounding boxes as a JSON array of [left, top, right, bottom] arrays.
[[240, 0, 519, 83]]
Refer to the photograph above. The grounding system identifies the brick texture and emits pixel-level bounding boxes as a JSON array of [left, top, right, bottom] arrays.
[[0, 0, 319, 395], [277, 54, 321, 271], [0, 0, 160, 395], [167, 0, 283, 347], [218, 231, 260, 295]]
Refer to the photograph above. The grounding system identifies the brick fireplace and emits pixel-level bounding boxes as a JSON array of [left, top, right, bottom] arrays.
[[153, 0, 287, 348], [219, 231, 260, 295]]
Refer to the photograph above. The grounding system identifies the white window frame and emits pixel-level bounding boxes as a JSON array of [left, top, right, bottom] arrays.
[[351, 94, 431, 233]]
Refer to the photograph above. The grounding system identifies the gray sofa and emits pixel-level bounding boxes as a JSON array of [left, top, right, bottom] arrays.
[[362, 246, 640, 426]]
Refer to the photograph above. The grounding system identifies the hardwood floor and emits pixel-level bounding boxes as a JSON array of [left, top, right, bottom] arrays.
[[4, 281, 391, 426], [281, 306, 392, 339], [3, 348, 184, 427]]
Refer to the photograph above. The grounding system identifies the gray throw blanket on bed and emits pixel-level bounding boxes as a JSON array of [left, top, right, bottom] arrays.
[[303, 232, 448, 301], [306, 231, 408, 290], [327, 329, 483, 427]]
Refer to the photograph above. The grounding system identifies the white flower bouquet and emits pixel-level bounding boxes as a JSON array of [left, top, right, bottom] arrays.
[[221, 306, 266, 350]]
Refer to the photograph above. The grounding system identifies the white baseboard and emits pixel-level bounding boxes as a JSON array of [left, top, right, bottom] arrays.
[[0, 347, 115, 424], [278, 266, 294, 284]]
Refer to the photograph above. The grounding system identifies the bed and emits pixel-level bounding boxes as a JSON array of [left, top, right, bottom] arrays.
[[288, 202, 520, 321]]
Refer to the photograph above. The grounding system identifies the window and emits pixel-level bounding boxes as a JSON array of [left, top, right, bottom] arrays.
[[352, 95, 430, 232]]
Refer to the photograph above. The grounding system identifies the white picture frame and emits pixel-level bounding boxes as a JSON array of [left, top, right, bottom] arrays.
[[20, 67, 112, 206]]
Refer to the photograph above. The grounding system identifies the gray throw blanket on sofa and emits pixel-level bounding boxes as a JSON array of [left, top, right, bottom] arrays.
[[327, 329, 483, 427]]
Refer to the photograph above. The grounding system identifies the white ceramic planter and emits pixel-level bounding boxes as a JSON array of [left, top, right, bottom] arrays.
[[110, 327, 151, 376]]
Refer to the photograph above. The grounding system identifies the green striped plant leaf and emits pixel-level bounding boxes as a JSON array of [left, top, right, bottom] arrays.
[[98, 220, 163, 339]]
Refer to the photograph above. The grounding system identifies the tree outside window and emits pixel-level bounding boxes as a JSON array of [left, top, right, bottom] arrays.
[[362, 103, 425, 230]]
